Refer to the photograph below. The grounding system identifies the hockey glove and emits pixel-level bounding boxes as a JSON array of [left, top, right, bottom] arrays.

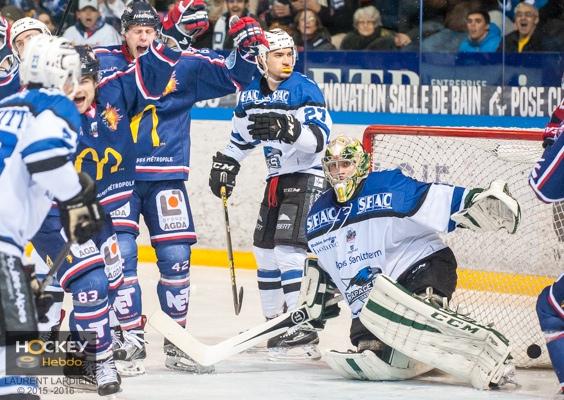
[[542, 104, 563, 148], [0, 16, 13, 71], [161, 0, 209, 49], [248, 112, 302, 144], [209, 152, 241, 199], [228, 16, 268, 56], [22, 263, 54, 323], [57, 172, 104, 244]]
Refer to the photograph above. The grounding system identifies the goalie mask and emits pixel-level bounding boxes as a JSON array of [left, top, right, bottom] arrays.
[[20, 35, 81, 99], [323, 136, 370, 203], [258, 28, 297, 79]]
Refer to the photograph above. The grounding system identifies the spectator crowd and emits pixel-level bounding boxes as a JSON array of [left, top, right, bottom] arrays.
[[0, 0, 562, 52]]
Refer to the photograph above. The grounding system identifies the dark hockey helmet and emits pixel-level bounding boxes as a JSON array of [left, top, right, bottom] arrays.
[[74, 45, 99, 80], [121, 1, 161, 33]]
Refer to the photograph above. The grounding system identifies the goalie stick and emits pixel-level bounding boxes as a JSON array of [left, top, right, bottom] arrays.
[[148, 294, 342, 366]]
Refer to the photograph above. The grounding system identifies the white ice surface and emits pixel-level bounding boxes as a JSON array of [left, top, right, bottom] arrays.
[[42, 264, 559, 400]]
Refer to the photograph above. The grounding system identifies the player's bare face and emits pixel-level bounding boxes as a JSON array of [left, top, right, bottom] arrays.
[[124, 26, 157, 59], [266, 48, 293, 81], [73, 76, 96, 114], [14, 29, 42, 61]]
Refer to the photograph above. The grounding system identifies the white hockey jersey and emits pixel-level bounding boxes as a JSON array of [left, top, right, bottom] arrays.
[[0, 89, 82, 257], [222, 72, 332, 178], [305, 169, 469, 317]]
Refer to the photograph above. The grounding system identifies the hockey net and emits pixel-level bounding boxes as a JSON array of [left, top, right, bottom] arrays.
[[363, 125, 562, 368]]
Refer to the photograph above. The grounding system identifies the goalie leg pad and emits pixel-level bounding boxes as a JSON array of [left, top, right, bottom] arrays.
[[451, 180, 521, 234], [359, 275, 513, 390], [324, 349, 432, 381]]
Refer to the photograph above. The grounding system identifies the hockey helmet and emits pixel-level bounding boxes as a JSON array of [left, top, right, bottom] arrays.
[[10, 17, 51, 61], [20, 34, 81, 99], [121, 1, 161, 33], [74, 45, 99, 80], [322, 136, 370, 203], [258, 28, 297, 77]]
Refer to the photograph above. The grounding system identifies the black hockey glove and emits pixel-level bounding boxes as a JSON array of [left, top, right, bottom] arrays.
[[248, 112, 302, 144], [22, 263, 54, 323], [209, 152, 241, 199], [57, 172, 104, 244]]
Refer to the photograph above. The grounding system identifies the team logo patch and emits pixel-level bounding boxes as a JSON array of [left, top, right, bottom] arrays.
[[70, 240, 98, 259], [110, 202, 131, 218], [157, 189, 190, 231], [101, 235, 122, 280], [342, 266, 382, 305], [101, 103, 122, 131], [290, 309, 307, 324]]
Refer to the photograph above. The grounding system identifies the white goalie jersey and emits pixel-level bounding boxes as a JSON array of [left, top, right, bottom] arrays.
[[222, 72, 332, 178], [305, 169, 470, 317], [0, 89, 81, 257]]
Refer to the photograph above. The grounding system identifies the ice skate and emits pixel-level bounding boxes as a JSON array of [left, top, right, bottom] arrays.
[[64, 355, 121, 395], [164, 339, 215, 374], [267, 326, 321, 361], [113, 328, 147, 376]]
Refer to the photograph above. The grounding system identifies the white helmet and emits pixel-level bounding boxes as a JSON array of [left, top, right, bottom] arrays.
[[20, 35, 81, 99], [258, 28, 297, 77], [10, 17, 51, 61]]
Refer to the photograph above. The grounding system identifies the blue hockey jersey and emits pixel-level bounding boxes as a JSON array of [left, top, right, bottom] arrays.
[[529, 101, 563, 203], [222, 72, 331, 178], [95, 44, 256, 181], [73, 42, 180, 212], [305, 169, 468, 317]]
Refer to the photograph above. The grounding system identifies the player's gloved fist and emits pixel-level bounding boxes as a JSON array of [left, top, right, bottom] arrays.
[[248, 112, 301, 143], [161, 0, 209, 49], [22, 263, 54, 323], [228, 16, 268, 55], [57, 172, 104, 244], [209, 152, 240, 198], [0, 15, 13, 70]]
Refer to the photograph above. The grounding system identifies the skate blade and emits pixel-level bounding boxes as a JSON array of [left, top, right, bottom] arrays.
[[115, 359, 146, 377], [267, 345, 322, 361], [165, 359, 215, 374]]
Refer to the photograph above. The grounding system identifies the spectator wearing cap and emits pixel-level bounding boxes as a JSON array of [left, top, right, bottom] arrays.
[[459, 9, 501, 52], [497, 2, 545, 52], [63, 0, 121, 46], [340, 6, 394, 50], [213, 0, 254, 50]]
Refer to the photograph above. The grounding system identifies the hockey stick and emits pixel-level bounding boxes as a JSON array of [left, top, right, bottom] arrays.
[[148, 294, 342, 366], [38, 241, 72, 294], [220, 185, 244, 315], [55, 0, 76, 36]]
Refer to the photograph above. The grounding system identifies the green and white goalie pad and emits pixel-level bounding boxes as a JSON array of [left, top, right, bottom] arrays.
[[451, 180, 520, 234], [324, 348, 432, 381], [359, 275, 514, 390]]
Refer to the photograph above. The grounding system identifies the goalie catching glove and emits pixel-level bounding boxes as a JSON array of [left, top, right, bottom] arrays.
[[57, 172, 104, 244], [248, 112, 302, 144], [209, 152, 240, 199], [451, 180, 520, 234], [161, 0, 209, 49]]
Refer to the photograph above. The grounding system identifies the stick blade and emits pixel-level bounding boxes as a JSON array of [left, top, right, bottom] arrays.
[[234, 287, 244, 315], [147, 308, 215, 366]]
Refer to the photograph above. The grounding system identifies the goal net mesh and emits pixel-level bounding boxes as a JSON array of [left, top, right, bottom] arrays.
[[363, 125, 562, 368]]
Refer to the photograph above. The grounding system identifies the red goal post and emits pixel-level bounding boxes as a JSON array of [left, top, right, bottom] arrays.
[[361, 125, 560, 368]]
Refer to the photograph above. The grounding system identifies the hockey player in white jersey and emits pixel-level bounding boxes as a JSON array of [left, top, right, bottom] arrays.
[[209, 28, 331, 359], [0, 34, 103, 400], [302, 135, 520, 389]]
